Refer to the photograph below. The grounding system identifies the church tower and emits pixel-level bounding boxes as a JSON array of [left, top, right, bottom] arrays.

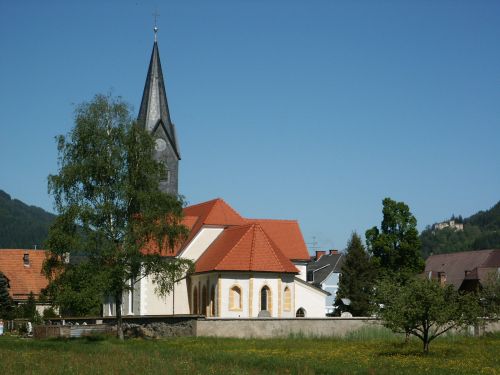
[[137, 26, 180, 196]]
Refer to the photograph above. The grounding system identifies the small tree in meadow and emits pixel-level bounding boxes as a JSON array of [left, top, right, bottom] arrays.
[[377, 278, 480, 353]]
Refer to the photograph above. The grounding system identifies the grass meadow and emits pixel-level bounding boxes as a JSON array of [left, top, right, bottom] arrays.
[[0, 328, 499, 374]]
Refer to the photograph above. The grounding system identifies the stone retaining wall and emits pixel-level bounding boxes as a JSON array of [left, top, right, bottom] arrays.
[[195, 317, 382, 338]]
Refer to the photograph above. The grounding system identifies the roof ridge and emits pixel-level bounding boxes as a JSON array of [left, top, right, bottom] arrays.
[[214, 225, 253, 270], [430, 249, 498, 257], [249, 224, 257, 270], [185, 198, 220, 211], [216, 198, 245, 221], [247, 218, 298, 223], [254, 224, 287, 272]]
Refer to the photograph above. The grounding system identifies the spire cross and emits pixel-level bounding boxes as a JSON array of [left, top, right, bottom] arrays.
[[153, 10, 160, 41]]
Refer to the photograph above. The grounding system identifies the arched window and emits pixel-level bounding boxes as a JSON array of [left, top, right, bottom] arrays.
[[201, 286, 208, 316], [210, 286, 216, 317], [296, 308, 306, 318], [260, 286, 271, 312], [193, 286, 198, 315], [229, 285, 242, 310], [283, 287, 291, 312]]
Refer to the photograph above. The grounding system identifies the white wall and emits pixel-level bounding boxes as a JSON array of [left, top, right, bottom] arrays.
[[179, 227, 224, 262], [293, 262, 308, 281], [189, 272, 317, 319], [294, 278, 327, 318]]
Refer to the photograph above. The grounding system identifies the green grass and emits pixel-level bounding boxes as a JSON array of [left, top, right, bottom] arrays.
[[0, 332, 499, 374]]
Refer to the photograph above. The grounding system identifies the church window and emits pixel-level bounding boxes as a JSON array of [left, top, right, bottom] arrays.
[[283, 287, 291, 311], [296, 308, 306, 318], [229, 285, 242, 311], [260, 286, 271, 312], [193, 286, 198, 314]]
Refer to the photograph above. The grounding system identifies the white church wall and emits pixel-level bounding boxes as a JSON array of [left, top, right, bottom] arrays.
[[218, 274, 251, 318], [139, 274, 191, 315], [294, 278, 327, 318], [293, 262, 308, 281], [180, 227, 224, 262]]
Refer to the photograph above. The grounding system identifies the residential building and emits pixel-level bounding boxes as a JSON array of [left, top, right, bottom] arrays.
[[306, 250, 344, 315], [425, 249, 500, 291]]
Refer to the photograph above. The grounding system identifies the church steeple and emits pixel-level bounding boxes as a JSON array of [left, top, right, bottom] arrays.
[[138, 27, 180, 196]]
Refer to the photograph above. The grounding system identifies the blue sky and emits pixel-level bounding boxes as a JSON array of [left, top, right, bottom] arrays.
[[1, 0, 499, 252]]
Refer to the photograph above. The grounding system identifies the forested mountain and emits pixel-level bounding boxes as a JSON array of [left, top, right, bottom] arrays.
[[420, 201, 500, 258], [0, 190, 55, 249]]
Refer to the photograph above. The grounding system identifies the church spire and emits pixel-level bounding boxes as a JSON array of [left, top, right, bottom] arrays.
[[138, 25, 180, 195]]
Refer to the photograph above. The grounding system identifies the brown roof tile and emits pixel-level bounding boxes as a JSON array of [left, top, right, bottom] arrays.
[[0, 249, 49, 300], [425, 249, 500, 288]]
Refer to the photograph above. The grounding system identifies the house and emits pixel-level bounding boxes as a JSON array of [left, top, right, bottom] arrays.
[[433, 220, 464, 231], [306, 250, 344, 315], [103, 198, 328, 318], [0, 249, 49, 312], [425, 249, 500, 291]]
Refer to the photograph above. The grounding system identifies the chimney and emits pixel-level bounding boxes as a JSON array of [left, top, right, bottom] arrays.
[[438, 272, 446, 286], [329, 249, 339, 255], [315, 251, 326, 260]]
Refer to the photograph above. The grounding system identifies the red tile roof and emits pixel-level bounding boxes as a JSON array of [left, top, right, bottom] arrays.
[[142, 199, 246, 257], [0, 249, 49, 301], [246, 219, 310, 261], [195, 223, 299, 274], [179, 198, 246, 254], [425, 249, 500, 289], [142, 198, 311, 273]]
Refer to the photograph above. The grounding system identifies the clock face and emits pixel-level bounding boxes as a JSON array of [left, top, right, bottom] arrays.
[[155, 138, 167, 152]]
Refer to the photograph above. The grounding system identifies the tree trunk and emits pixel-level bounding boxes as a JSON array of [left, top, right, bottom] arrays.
[[115, 292, 124, 340], [423, 329, 429, 354]]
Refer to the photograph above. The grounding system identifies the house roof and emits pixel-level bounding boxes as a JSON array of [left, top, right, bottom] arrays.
[[425, 249, 500, 289], [246, 219, 310, 261], [0, 249, 49, 300], [195, 223, 299, 274], [307, 252, 344, 285]]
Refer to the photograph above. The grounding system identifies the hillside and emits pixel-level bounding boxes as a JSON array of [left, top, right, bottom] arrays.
[[420, 201, 500, 258], [0, 190, 55, 249]]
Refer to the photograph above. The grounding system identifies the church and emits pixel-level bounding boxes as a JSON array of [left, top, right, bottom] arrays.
[[103, 28, 327, 319]]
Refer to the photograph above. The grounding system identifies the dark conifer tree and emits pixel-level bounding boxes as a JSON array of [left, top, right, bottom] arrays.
[[334, 233, 376, 316], [0, 272, 14, 319]]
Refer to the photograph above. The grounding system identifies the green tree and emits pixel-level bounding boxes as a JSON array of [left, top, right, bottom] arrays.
[[481, 272, 500, 319], [334, 233, 376, 316], [377, 278, 480, 353], [41, 261, 106, 317], [0, 272, 14, 319], [23, 292, 37, 320], [44, 94, 193, 339], [366, 198, 424, 280]]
